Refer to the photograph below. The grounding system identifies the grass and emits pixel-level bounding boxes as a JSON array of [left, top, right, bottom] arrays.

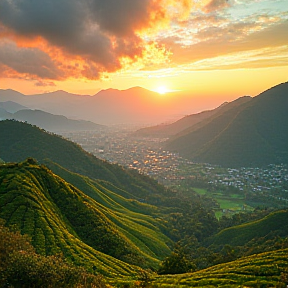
[[192, 187, 253, 218], [0, 160, 173, 276], [152, 248, 288, 287], [209, 209, 288, 247], [192, 188, 207, 195]]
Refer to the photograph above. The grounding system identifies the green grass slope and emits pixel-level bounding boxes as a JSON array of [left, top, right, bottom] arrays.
[[153, 248, 288, 287], [207, 210, 288, 247], [0, 120, 168, 202], [40, 160, 173, 265], [0, 160, 171, 275], [166, 82, 288, 167]]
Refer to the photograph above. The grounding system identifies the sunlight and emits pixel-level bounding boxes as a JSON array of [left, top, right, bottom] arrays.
[[157, 86, 168, 94]]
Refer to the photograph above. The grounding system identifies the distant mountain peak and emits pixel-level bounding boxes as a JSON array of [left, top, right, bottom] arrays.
[[126, 86, 153, 92]]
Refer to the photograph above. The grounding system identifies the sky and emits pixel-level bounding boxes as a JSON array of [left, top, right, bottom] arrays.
[[0, 0, 288, 102]]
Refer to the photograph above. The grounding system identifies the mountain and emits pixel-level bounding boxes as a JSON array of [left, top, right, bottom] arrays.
[[153, 248, 288, 287], [166, 82, 288, 167], [134, 97, 251, 138], [0, 99, 104, 132], [0, 107, 12, 120], [0, 87, 225, 125], [0, 89, 26, 102], [133, 107, 223, 138], [0, 120, 169, 203], [0, 87, 178, 124], [0, 101, 27, 113], [0, 159, 172, 272], [0, 89, 92, 121], [207, 209, 288, 247], [11, 109, 104, 132]]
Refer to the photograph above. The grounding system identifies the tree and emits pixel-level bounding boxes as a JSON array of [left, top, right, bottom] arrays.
[[158, 249, 196, 275], [0, 220, 107, 288]]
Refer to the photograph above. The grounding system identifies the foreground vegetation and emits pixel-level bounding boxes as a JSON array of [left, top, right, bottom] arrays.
[[153, 248, 288, 287], [1, 221, 287, 288], [1, 120, 288, 287], [0, 221, 108, 288]]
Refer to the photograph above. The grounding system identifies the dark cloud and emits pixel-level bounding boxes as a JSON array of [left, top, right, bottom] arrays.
[[0, 0, 175, 79], [35, 80, 56, 87], [87, 0, 154, 37], [0, 40, 62, 79]]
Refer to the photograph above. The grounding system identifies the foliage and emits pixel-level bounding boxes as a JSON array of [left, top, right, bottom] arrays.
[[158, 208, 288, 273], [158, 245, 196, 275], [208, 209, 288, 247], [0, 160, 147, 275], [0, 220, 108, 288], [153, 248, 288, 287]]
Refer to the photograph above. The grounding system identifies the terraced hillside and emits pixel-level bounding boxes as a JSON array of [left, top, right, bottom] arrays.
[[153, 248, 288, 287], [0, 159, 172, 275], [207, 209, 288, 247]]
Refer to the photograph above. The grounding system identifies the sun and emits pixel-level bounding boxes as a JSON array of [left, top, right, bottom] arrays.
[[157, 86, 168, 94]]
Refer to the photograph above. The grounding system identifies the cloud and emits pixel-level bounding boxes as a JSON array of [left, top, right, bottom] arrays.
[[167, 19, 288, 68], [0, 40, 62, 79], [204, 0, 232, 13], [0, 0, 192, 80], [35, 80, 56, 87]]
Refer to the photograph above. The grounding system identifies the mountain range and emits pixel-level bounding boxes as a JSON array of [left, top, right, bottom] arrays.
[[0, 100, 27, 113], [0, 102, 104, 132], [0, 87, 219, 125], [165, 82, 288, 167]]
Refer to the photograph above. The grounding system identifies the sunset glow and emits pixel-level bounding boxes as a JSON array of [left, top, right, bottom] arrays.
[[156, 86, 168, 95], [0, 0, 287, 102]]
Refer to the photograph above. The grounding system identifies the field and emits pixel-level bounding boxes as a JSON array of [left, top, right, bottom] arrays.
[[193, 188, 254, 219]]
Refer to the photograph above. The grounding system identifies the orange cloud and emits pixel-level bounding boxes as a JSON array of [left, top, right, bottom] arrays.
[[0, 0, 193, 82], [162, 19, 288, 69], [204, 0, 232, 13]]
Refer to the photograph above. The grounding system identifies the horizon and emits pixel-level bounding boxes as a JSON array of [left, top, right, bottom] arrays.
[[0, 81, 287, 125], [0, 0, 288, 100]]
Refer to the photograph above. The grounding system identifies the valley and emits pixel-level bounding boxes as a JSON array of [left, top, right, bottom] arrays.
[[61, 127, 288, 216], [0, 82, 288, 288]]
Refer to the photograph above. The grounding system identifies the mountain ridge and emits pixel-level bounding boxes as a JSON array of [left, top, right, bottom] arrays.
[[166, 82, 288, 167], [0, 87, 226, 124], [0, 159, 172, 271]]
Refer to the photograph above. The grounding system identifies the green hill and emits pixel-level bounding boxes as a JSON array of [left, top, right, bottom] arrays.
[[207, 209, 288, 247], [0, 159, 172, 274], [0, 120, 169, 203], [166, 82, 288, 167], [153, 248, 288, 287]]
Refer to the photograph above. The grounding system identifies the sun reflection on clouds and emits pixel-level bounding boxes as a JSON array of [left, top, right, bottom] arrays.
[[0, 0, 287, 94]]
